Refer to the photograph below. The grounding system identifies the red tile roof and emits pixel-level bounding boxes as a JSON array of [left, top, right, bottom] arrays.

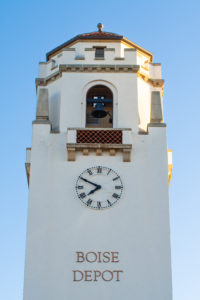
[[77, 31, 123, 38]]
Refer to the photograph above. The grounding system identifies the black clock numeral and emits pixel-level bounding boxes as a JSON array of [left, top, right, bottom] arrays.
[[112, 193, 120, 199], [97, 201, 101, 209], [86, 199, 92, 206], [115, 185, 123, 190], [113, 176, 120, 181], [87, 169, 93, 175], [107, 200, 112, 207], [107, 169, 111, 175], [79, 192, 86, 199], [77, 185, 84, 189], [97, 166, 102, 174]]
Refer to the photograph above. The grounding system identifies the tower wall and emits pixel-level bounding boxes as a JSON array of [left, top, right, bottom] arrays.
[[24, 33, 172, 300]]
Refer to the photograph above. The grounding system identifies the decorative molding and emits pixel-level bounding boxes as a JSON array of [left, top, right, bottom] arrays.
[[51, 129, 60, 134], [110, 149, 115, 156], [96, 148, 102, 156], [124, 48, 136, 52], [85, 48, 95, 51], [67, 143, 132, 162], [75, 56, 85, 60], [51, 65, 58, 71], [138, 130, 149, 135], [137, 72, 164, 88], [148, 123, 166, 128], [68, 127, 132, 131], [36, 64, 140, 87], [32, 120, 51, 125], [149, 62, 161, 66], [36, 64, 163, 89], [83, 148, 89, 155], [67, 147, 76, 161], [63, 48, 76, 51], [105, 48, 115, 51], [36, 70, 62, 87], [122, 149, 131, 162]]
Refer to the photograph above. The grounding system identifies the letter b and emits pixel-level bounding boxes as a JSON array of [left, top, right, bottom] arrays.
[[76, 251, 85, 263]]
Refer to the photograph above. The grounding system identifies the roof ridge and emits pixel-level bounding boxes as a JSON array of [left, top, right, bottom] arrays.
[[77, 31, 123, 37]]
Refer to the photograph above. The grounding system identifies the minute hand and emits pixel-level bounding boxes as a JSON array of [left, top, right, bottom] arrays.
[[80, 177, 100, 188]]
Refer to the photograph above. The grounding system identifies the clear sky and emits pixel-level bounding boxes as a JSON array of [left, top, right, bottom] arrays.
[[0, 0, 199, 299]]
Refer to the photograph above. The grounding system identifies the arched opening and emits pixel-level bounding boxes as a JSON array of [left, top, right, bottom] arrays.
[[86, 85, 113, 128]]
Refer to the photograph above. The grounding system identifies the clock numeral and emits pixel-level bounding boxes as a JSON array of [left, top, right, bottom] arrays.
[[87, 169, 93, 175], [107, 169, 111, 175], [97, 166, 102, 174], [86, 199, 92, 206], [113, 176, 120, 181], [77, 185, 84, 189], [107, 200, 112, 207], [115, 185, 122, 190], [112, 193, 120, 199], [97, 201, 101, 209], [79, 192, 86, 199]]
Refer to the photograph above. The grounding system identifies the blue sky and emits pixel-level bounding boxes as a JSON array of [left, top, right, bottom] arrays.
[[0, 0, 200, 299]]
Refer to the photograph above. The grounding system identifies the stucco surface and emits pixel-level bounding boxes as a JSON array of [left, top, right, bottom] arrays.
[[24, 39, 172, 300]]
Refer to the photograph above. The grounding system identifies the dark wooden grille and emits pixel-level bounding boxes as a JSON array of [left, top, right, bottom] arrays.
[[77, 130, 122, 144]]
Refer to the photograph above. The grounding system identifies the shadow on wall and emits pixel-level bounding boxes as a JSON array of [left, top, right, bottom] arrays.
[[50, 92, 60, 131]]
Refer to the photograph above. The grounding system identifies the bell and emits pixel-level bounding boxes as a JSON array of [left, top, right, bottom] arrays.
[[92, 103, 107, 118]]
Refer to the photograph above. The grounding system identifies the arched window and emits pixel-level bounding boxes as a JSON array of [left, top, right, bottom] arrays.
[[86, 85, 113, 128]]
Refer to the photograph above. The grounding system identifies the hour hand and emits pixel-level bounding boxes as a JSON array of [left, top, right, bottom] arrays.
[[87, 185, 101, 196], [80, 177, 100, 188]]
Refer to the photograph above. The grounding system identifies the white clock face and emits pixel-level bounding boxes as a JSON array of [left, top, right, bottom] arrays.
[[76, 166, 123, 210]]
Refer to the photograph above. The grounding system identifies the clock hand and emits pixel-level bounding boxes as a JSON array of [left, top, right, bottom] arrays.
[[80, 177, 100, 188], [87, 185, 101, 196]]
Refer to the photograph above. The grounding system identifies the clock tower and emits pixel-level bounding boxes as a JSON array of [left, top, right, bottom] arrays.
[[24, 24, 173, 300]]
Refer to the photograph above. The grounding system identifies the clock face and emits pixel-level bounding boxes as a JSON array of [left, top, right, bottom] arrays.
[[75, 166, 123, 210]]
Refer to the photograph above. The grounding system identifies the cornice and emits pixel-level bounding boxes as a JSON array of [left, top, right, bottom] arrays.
[[137, 72, 164, 89], [36, 64, 140, 87], [35, 64, 163, 89]]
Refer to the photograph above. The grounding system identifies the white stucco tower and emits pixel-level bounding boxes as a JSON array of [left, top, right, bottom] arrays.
[[24, 24, 173, 300]]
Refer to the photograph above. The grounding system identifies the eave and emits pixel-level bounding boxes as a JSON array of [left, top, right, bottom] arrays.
[[46, 35, 153, 62]]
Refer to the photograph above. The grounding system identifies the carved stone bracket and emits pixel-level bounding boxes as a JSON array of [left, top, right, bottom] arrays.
[[66, 143, 132, 162]]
